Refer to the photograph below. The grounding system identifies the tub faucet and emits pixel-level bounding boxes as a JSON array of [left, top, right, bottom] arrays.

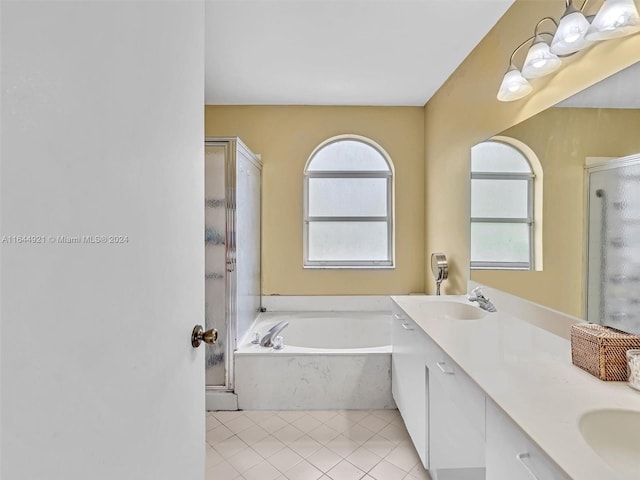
[[260, 320, 289, 347], [467, 287, 497, 312]]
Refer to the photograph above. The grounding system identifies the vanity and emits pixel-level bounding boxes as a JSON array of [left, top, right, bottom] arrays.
[[391, 287, 640, 480]]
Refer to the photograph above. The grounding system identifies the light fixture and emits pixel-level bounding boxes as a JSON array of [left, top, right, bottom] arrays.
[[522, 19, 563, 78], [585, 0, 640, 40], [550, 0, 593, 55], [497, 0, 640, 102], [497, 66, 533, 102], [522, 37, 563, 78]]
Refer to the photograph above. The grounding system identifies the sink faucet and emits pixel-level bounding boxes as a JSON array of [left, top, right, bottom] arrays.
[[260, 320, 289, 347], [467, 287, 497, 312]]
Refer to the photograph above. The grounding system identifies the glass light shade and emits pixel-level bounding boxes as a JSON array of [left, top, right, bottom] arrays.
[[497, 68, 533, 102], [585, 0, 640, 40], [550, 5, 592, 55], [521, 39, 562, 78]]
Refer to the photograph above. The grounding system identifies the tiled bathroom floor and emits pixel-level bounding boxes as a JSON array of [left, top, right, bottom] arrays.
[[206, 409, 431, 480]]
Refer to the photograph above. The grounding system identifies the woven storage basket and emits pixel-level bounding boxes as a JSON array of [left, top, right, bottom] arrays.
[[571, 324, 640, 381]]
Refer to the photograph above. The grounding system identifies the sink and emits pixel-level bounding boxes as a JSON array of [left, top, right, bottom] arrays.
[[419, 301, 487, 320], [578, 409, 640, 477]]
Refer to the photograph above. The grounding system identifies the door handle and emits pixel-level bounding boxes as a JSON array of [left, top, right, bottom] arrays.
[[191, 325, 218, 348], [401, 322, 415, 330]]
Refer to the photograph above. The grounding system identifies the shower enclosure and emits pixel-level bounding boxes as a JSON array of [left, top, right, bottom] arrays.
[[205, 138, 262, 409], [587, 153, 640, 335]]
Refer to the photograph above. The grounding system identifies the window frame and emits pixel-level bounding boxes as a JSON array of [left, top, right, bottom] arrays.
[[470, 141, 535, 271], [303, 136, 394, 269]]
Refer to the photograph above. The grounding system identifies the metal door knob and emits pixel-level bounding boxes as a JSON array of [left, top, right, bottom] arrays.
[[191, 325, 218, 348]]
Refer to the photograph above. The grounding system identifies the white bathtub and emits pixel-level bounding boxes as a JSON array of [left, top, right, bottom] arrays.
[[234, 311, 395, 410]]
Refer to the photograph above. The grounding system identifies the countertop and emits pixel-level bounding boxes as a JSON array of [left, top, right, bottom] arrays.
[[391, 292, 640, 480]]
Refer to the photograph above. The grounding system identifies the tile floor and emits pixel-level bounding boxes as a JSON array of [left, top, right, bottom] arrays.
[[206, 409, 431, 480]]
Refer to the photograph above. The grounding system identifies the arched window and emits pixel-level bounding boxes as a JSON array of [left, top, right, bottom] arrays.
[[470, 138, 542, 270], [304, 135, 394, 268]]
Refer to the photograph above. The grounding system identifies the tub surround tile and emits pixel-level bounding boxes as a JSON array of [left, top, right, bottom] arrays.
[[261, 295, 392, 312]]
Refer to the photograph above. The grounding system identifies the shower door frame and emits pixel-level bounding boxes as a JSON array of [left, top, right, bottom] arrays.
[[584, 153, 640, 325], [205, 139, 237, 393], [204, 137, 262, 394]]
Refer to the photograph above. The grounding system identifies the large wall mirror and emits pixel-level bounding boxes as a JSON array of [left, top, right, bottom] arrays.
[[470, 60, 640, 334]]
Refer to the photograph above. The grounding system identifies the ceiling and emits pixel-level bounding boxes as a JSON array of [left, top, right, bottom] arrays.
[[556, 60, 640, 109], [205, 0, 514, 106]]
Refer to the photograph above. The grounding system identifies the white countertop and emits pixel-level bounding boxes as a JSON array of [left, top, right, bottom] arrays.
[[391, 292, 640, 480]]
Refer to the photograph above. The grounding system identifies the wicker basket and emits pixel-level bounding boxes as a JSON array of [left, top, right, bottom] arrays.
[[571, 324, 640, 381]]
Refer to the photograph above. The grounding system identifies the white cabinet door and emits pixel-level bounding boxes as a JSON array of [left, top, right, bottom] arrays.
[[427, 340, 485, 473], [392, 307, 428, 467], [486, 401, 570, 480], [2, 3, 205, 479]]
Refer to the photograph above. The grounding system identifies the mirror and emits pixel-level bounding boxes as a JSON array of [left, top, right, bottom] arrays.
[[470, 60, 640, 328]]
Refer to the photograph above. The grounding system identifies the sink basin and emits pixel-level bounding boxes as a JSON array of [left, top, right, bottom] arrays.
[[579, 409, 640, 476], [419, 301, 487, 320]]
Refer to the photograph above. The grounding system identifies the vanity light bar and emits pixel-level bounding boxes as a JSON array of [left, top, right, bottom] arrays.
[[497, 0, 640, 102]]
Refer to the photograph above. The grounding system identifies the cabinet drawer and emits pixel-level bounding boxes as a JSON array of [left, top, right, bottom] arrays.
[[486, 400, 570, 480]]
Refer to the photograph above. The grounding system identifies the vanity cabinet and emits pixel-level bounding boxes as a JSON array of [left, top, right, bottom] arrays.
[[391, 307, 428, 467], [425, 337, 486, 477], [486, 400, 570, 480]]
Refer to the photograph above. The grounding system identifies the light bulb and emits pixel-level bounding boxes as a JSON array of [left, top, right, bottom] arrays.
[[522, 39, 562, 79]]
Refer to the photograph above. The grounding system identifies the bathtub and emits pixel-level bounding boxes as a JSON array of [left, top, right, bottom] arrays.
[[234, 311, 395, 410]]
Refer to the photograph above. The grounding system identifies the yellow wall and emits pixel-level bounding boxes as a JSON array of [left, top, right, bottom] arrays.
[[472, 108, 640, 317], [205, 106, 425, 295], [424, 0, 640, 300]]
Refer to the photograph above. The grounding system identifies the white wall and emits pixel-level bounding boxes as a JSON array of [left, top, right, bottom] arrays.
[[1, 2, 204, 479]]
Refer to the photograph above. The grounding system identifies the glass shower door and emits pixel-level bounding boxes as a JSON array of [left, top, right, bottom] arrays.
[[204, 143, 232, 388], [587, 157, 640, 335]]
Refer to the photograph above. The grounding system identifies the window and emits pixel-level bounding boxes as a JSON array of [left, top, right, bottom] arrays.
[[304, 135, 394, 268], [470, 138, 540, 270]]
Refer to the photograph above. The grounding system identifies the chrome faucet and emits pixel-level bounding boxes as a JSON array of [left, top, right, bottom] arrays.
[[260, 320, 289, 347], [467, 287, 497, 312]]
